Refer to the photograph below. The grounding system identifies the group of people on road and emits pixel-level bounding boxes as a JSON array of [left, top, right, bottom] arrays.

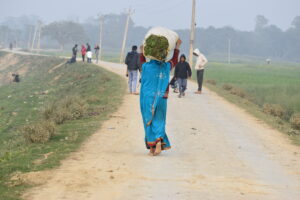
[[70, 43, 100, 64], [125, 46, 208, 98], [125, 40, 208, 156]]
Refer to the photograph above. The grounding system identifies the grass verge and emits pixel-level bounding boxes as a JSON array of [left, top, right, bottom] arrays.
[[0, 53, 126, 200]]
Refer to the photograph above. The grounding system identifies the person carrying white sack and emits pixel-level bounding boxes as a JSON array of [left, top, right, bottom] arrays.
[[139, 27, 181, 156], [193, 49, 208, 94]]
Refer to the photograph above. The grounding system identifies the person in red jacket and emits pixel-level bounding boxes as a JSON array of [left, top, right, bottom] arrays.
[[81, 45, 87, 62]]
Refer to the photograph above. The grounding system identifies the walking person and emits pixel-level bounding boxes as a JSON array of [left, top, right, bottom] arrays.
[[174, 54, 192, 98], [140, 39, 181, 156], [125, 45, 140, 95], [86, 43, 92, 63], [81, 45, 87, 62], [94, 45, 100, 63], [193, 49, 208, 94]]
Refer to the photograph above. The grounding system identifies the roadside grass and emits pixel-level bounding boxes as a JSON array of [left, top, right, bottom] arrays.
[[196, 62, 300, 144], [0, 53, 126, 200]]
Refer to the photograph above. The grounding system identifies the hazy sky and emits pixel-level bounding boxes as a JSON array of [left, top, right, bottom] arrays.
[[0, 0, 299, 30]]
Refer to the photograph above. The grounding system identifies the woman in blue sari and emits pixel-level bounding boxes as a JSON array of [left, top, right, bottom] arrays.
[[140, 39, 181, 156]]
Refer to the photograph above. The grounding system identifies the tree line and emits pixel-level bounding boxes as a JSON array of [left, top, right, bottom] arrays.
[[0, 14, 299, 62]]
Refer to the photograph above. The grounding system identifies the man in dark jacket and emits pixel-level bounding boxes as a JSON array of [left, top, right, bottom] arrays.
[[174, 54, 192, 98], [70, 44, 78, 63], [125, 45, 140, 94]]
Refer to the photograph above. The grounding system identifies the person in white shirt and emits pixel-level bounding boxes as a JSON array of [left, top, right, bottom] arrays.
[[193, 49, 208, 94]]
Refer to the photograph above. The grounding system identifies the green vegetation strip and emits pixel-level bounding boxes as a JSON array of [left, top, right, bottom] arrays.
[[0, 54, 126, 200], [195, 62, 300, 144]]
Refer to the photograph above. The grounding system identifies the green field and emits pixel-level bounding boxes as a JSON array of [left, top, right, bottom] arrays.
[[203, 62, 300, 113], [0, 51, 125, 199], [199, 61, 300, 142]]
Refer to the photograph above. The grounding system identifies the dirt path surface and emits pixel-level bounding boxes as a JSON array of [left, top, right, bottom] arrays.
[[23, 61, 300, 200]]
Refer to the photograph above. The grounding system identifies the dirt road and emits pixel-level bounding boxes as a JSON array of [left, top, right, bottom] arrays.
[[23, 61, 300, 200]]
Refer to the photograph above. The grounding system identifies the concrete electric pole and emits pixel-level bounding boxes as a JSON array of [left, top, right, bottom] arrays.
[[31, 21, 42, 51], [27, 25, 33, 49], [31, 23, 38, 51], [37, 22, 42, 52], [98, 15, 105, 61], [120, 8, 134, 63], [188, 0, 196, 67]]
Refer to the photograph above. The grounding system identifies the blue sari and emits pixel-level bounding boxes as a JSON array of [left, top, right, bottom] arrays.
[[140, 60, 171, 150]]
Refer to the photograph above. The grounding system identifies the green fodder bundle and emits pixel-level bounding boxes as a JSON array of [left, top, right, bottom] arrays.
[[21, 121, 56, 143], [144, 35, 169, 61], [290, 113, 300, 130]]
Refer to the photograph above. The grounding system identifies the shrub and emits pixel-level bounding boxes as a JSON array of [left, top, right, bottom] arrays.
[[21, 121, 56, 143], [206, 79, 217, 85], [68, 101, 87, 120], [263, 104, 287, 119], [60, 96, 88, 120], [52, 108, 72, 125], [230, 87, 246, 98], [290, 113, 300, 130], [42, 103, 57, 120], [42, 96, 88, 125], [222, 84, 233, 91]]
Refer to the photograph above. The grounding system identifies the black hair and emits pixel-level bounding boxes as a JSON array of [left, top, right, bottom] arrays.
[[132, 45, 138, 51], [180, 54, 186, 60]]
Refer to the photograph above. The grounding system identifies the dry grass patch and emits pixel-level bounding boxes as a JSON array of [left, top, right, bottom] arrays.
[[222, 84, 233, 91], [230, 87, 246, 98], [20, 121, 56, 143], [42, 96, 88, 125], [290, 113, 300, 130], [206, 79, 217, 85], [263, 104, 287, 119]]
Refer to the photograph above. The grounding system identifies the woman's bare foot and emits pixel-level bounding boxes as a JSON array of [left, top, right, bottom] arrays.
[[154, 141, 162, 156], [148, 147, 155, 156]]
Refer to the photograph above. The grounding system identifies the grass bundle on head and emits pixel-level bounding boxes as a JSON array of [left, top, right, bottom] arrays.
[[144, 35, 169, 61]]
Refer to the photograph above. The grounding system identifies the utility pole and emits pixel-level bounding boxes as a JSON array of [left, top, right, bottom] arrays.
[[98, 14, 105, 60], [31, 23, 38, 51], [120, 8, 134, 63], [228, 38, 231, 64], [37, 21, 42, 52], [188, 0, 196, 67], [27, 25, 33, 49]]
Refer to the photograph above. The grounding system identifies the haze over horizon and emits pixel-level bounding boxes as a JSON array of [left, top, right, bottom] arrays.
[[0, 0, 299, 31]]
